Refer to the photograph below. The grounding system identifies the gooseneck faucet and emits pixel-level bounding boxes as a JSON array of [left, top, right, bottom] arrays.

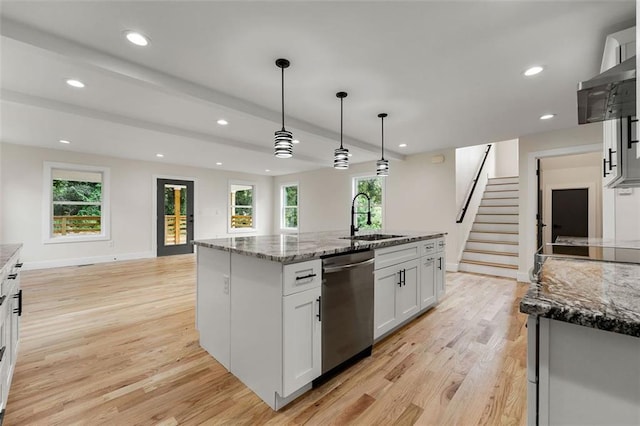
[[350, 192, 372, 237]]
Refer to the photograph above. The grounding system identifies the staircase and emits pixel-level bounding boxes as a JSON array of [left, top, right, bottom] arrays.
[[459, 176, 519, 279]]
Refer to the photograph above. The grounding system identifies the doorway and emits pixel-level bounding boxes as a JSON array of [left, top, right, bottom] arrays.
[[551, 188, 589, 255], [157, 178, 194, 256]]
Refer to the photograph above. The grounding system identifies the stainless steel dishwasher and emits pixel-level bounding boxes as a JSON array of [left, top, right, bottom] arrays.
[[319, 250, 375, 377]]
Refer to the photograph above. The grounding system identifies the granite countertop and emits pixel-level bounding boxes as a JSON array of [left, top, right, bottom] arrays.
[[0, 244, 22, 273], [193, 230, 446, 263], [553, 237, 640, 249], [520, 257, 640, 337]]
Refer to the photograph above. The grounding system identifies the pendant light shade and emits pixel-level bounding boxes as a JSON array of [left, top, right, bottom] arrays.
[[376, 113, 389, 176], [334, 91, 349, 169], [274, 58, 293, 158]]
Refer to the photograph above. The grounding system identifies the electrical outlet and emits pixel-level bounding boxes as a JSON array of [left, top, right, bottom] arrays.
[[223, 274, 230, 294], [617, 188, 633, 196]]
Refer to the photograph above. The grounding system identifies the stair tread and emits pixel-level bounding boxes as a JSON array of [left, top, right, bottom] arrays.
[[464, 249, 518, 257], [467, 239, 519, 245], [484, 189, 519, 192], [476, 213, 519, 215], [486, 182, 518, 186], [474, 222, 519, 225], [460, 259, 518, 269], [470, 230, 519, 235], [479, 205, 519, 208], [489, 176, 518, 180], [481, 197, 519, 200]]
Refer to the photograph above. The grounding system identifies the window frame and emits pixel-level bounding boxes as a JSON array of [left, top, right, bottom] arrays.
[[280, 182, 299, 232], [43, 161, 111, 244], [351, 173, 385, 231], [228, 180, 257, 233]]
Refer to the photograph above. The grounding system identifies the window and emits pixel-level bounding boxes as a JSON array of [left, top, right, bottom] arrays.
[[352, 175, 384, 230], [44, 162, 110, 243], [281, 183, 298, 230], [229, 182, 255, 231]]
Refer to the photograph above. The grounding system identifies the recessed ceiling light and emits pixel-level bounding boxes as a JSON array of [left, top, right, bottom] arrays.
[[125, 31, 149, 47], [399, 143, 408, 148], [265, 169, 271, 172], [292, 139, 300, 144], [59, 139, 71, 144], [216, 162, 222, 166], [156, 153, 164, 158], [540, 114, 555, 120], [217, 119, 228, 126], [524, 66, 544, 77], [66, 79, 85, 88]]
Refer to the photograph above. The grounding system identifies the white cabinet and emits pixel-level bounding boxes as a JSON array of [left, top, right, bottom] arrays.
[[282, 287, 321, 396], [373, 258, 420, 339], [420, 256, 437, 310], [0, 247, 22, 413]]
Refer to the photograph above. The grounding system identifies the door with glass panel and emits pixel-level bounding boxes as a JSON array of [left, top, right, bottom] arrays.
[[157, 179, 194, 256]]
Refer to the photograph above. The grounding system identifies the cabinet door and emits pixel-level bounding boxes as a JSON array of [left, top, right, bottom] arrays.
[[282, 287, 321, 397], [396, 259, 419, 322], [420, 257, 437, 310], [436, 254, 446, 298], [374, 266, 400, 339]]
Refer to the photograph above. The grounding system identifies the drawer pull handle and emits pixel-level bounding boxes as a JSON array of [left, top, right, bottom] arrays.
[[7, 274, 17, 280], [15, 263, 23, 268], [316, 296, 321, 321], [0, 346, 5, 363], [0, 296, 5, 306], [295, 273, 317, 281]]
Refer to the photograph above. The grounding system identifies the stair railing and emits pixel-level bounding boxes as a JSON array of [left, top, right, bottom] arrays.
[[456, 144, 492, 223]]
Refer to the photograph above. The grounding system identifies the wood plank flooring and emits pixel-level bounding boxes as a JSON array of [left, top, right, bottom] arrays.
[[5, 255, 529, 425]]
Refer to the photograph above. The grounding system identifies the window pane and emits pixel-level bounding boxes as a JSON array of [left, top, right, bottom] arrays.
[[231, 184, 253, 206], [354, 177, 383, 230], [284, 207, 298, 228], [53, 205, 102, 236], [231, 206, 253, 228], [285, 186, 298, 207]]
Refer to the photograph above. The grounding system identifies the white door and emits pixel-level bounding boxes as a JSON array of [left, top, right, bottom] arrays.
[[282, 287, 321, 397], [396, 259, 420, 321], [374, 266, 400, 339], [420, 256, 437, 310]]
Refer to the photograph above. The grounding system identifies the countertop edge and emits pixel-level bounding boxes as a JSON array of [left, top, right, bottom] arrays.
[[0, 244, 23, 274], [194, 232, 446, 263]]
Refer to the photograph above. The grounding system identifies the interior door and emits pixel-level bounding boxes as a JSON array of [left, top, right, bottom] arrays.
[[536, 159, 545, 250], [551, 188, 588, 256], [157, 179, 194, 256]]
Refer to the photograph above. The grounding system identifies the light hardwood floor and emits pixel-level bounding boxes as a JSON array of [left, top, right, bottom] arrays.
[[5, 254, 529, 425]]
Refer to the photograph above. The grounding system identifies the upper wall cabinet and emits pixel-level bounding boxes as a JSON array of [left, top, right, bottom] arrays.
[[601, 27, 640, 188]]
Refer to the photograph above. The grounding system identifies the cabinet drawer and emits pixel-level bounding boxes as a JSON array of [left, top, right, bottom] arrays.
[[375, 243, 419, 270], [419, 239, 438, 257], [436, 238, 446, 253], [283, 259, 321, 296]]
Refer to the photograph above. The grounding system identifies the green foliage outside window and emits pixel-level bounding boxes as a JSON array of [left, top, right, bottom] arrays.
[[283, 185, 298, 228], [52, 180, 102, 216], [355, 177, 383, 230], [164, 187, 187, 215]]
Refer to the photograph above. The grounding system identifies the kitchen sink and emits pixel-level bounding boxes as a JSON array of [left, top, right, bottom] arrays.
[[341, 233, 406, 242]]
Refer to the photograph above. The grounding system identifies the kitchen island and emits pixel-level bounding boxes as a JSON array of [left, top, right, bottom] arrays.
[[520, 241, 640, 425], [194, 231, 446, 410]]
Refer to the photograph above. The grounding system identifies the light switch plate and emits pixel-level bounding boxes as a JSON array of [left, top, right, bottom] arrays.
[[617, 188, 634, 195]]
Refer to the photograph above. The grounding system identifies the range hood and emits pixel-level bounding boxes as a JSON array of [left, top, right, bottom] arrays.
[[577, 56, 636, 124]]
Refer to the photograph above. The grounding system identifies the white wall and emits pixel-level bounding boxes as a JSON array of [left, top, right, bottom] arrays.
[[0, 143, 3, 244], [518, 123, 603, 281], [1, 143, 273, 268], [493, 139, 519, 177], [273, 149, 459, 268]]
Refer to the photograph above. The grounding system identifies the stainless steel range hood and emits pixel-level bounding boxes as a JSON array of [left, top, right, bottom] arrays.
[[577, 56, 636, 124]]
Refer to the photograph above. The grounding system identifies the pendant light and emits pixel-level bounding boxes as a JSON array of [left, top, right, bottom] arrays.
[[376, 113, 389, 176], [274, 58, 293, 158], [334, 91, 349, 169]]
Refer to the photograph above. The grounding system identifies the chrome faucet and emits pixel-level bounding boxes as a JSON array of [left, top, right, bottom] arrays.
[[350, 192, 372, 237]]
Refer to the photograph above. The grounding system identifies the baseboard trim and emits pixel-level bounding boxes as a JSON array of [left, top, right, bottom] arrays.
[[446, 262, 459, 272], [516, 270, 530, 283], [23, 251, 155, 270]]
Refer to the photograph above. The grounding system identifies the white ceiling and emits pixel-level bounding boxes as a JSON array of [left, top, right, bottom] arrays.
[[0, 1, 635, 176]]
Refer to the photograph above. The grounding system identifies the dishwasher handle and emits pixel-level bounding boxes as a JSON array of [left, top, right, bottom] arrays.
[[323, 257, 374, 274]]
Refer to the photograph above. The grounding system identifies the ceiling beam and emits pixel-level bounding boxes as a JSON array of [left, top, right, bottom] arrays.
[[0, 17, 406, 161], [0, 89, 324, 165]]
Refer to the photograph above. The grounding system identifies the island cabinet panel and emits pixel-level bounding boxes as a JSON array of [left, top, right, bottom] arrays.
[[230, 255, 283, 409], [373, 266, 400, 339], [396, 259, 420, 320], [0, 246, 22, 412], [420, 256, 437, 310], [435, 238, 446, 298], [282, 287, 321, 397], [536, 318, 640, 426], [196, 248, 231, 369]]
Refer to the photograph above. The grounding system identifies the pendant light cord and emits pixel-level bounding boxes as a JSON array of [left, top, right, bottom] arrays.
[[340, 97, 344, 149], [281, 67, 285, 131], [381, 115, 385, 160]]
